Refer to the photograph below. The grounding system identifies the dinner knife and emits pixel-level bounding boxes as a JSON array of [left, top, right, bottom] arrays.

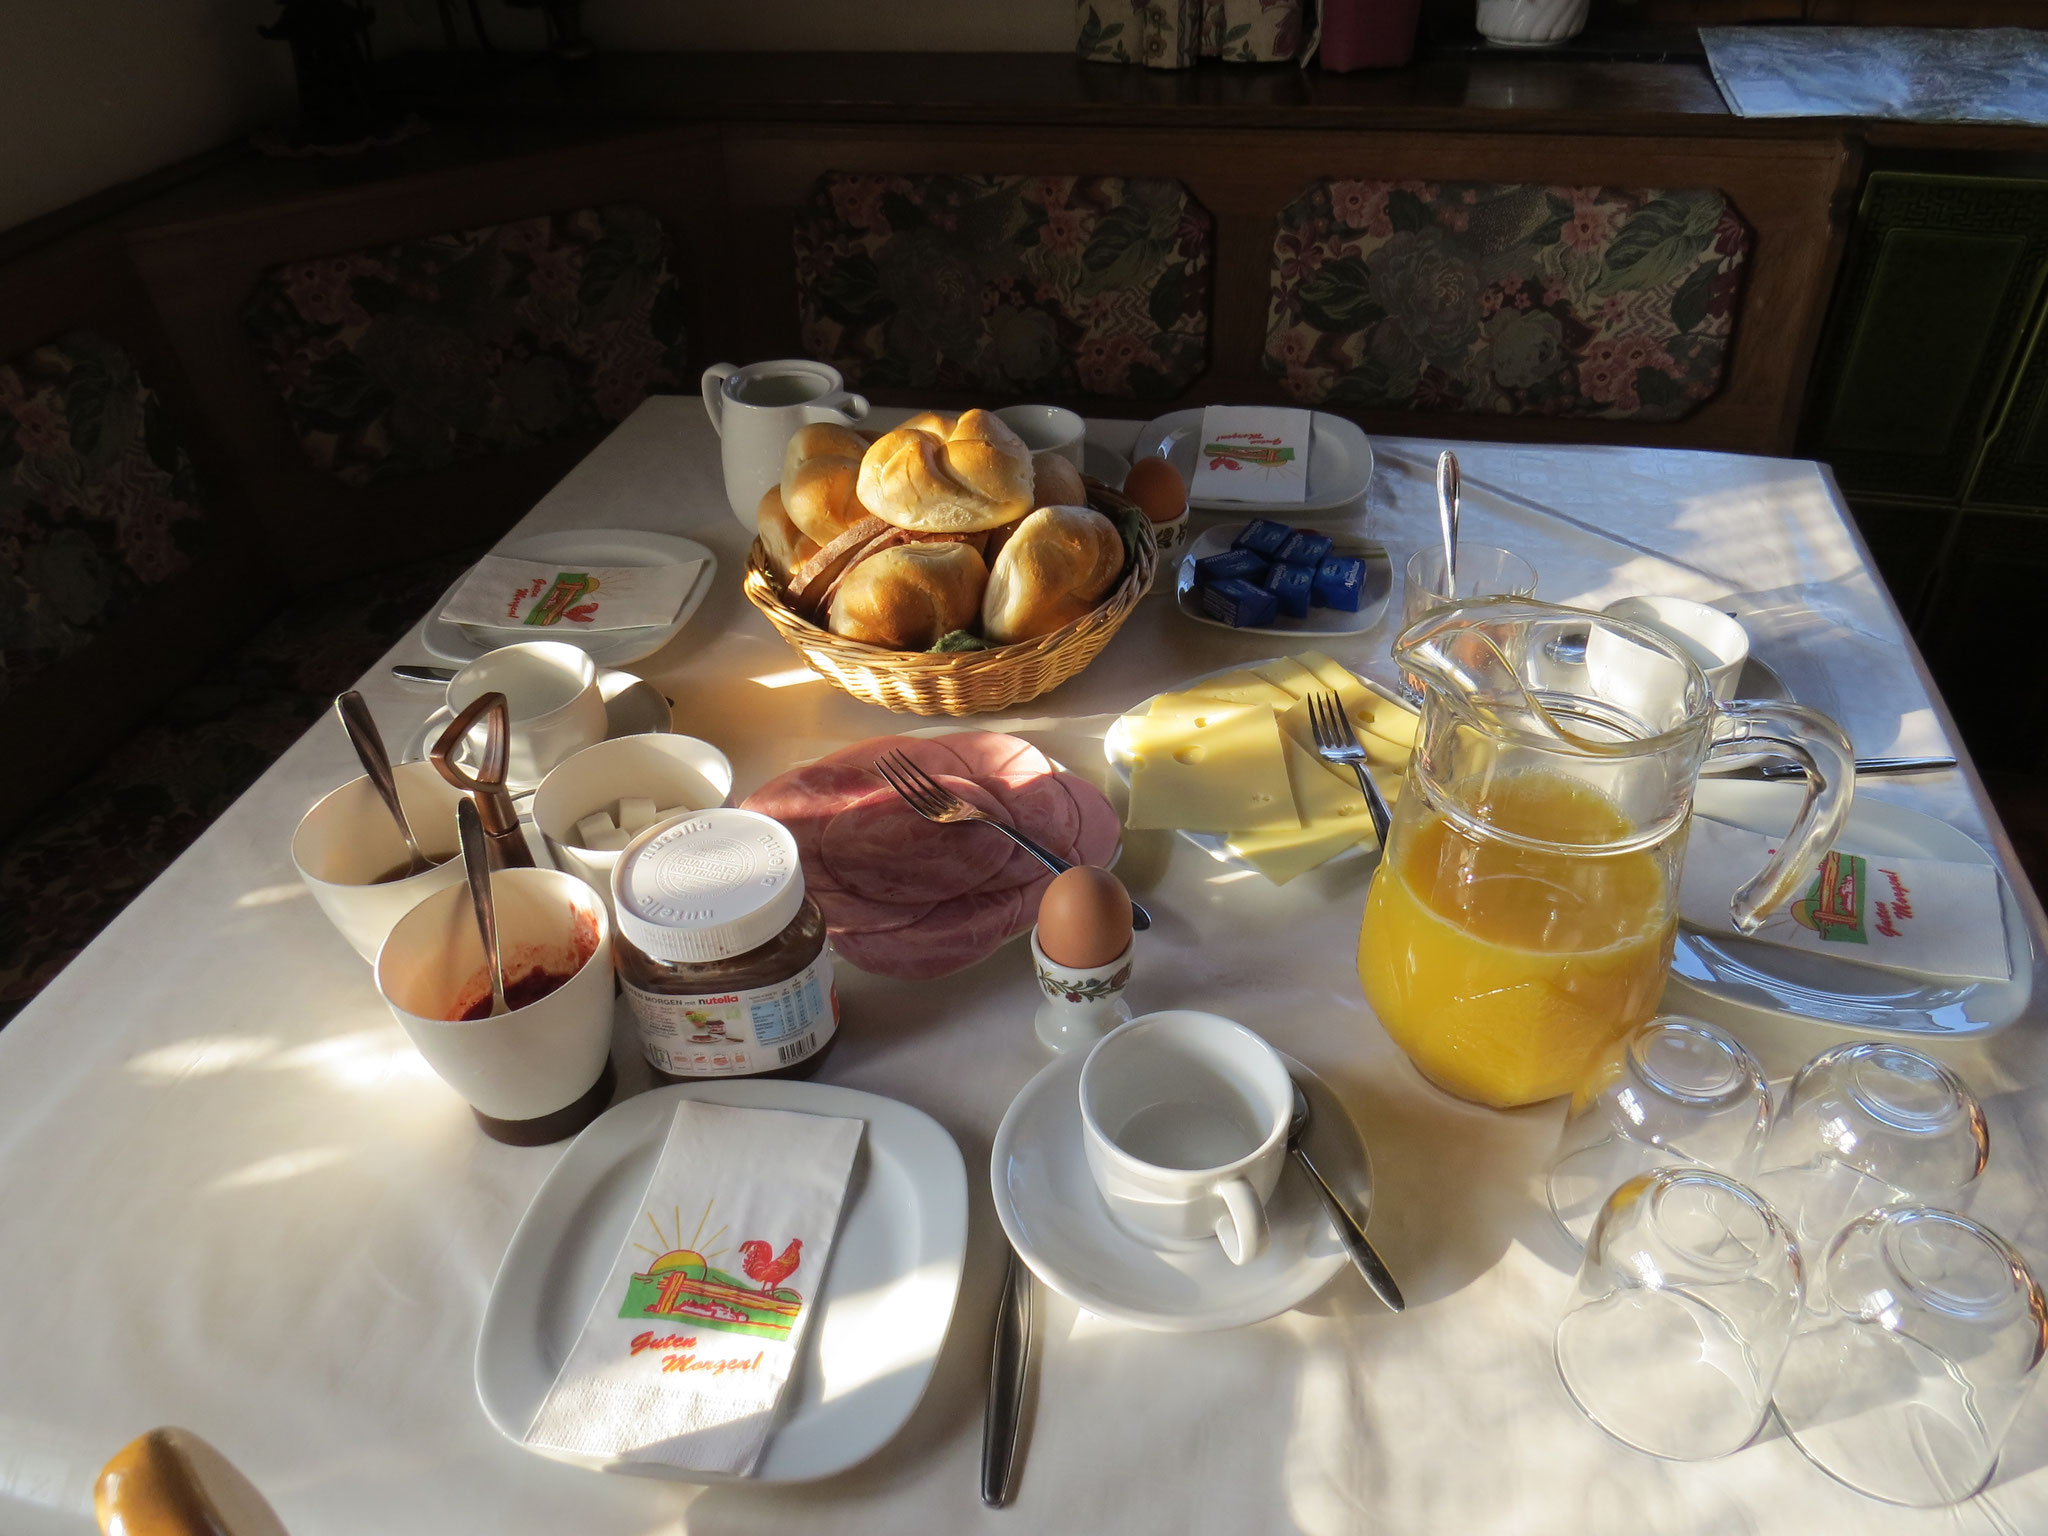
[[1713, 755, 1957, 781], [393, 664, 457, 683], [981, 1246, 1033, 1509]]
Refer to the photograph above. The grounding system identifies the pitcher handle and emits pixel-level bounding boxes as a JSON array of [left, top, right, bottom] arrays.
[[700, 363, 738, 435], [1708, 700, 1856, 934], [804, 390, 869, 427]]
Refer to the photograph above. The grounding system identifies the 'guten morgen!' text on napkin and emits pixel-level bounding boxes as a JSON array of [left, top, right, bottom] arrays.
[[525, 1100, 863, 1476]]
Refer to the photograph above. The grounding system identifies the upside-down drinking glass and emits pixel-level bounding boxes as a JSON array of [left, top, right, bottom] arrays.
[[1774, 1206, 2048, 1506], [1556, 1167, 1804, 1460], [1548, 1015, 1773, 1250]]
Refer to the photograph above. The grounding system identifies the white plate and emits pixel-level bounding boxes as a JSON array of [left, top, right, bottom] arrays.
[[1175, 523, 1393, 637], [1132, 409, 1374, 514], [991, 1050, 1358, 1332], [1083, 440, 1132, 488], [1665, 780, 2034, 1042], [1103, 658, 1407, 877], [405, 669, 673, 793], [423, 530, 717, 667], [476, 1078, 968, 1483]]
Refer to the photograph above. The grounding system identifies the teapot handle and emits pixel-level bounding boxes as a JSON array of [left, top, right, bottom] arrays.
[[1708, 700, 1856, 934]]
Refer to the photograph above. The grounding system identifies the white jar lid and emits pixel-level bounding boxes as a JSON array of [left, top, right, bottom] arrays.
[[611, 808, 806, 964]]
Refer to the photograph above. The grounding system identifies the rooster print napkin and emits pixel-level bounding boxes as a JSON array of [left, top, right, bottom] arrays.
[[1189, 405, 1313, 504], [439, 554, 700, 632], [526, 1100, 864, 1475]]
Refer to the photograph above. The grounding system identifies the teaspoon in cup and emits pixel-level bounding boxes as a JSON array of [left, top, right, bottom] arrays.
[[458, 798, 510, 1018], [335, 689, 434, 878]]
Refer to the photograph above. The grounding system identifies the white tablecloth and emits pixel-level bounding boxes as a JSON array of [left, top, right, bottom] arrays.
[[3, 399, 2043, 1536]]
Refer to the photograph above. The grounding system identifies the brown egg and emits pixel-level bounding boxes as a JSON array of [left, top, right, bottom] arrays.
[[1123, 456, 1188, 525], [1034, 864, 1134, 968]]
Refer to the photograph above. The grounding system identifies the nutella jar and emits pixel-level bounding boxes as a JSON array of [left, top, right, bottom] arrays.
[[611, 808, 839, 1081]]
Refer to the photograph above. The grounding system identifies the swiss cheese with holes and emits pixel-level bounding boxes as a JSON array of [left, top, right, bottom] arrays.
[[1119, 704, 1299, 833]]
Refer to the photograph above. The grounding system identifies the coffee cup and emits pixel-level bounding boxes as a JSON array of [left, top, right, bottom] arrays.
[[447, 641, 608, 788], [375, 867, 615, 1145], [292, 760, 468, 960], [531, 733, 734, 914], [1600, 595, 1750, 702], [1079, 1010, 1293, 1265], [994, 404, 1086, 471], [701, 359, 869, 530]]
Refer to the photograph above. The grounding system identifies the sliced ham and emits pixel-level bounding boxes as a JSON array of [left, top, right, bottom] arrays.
[[820, 734, 972, 779], [830, 886, 1025, 981], [811, 885, 933, 936], [1058, 771, 1123, 867], [741, 761, 884, 867], [983, 772, 1083, 881], [943, 732, 1054, 781], [820, 779, 1012, 904]]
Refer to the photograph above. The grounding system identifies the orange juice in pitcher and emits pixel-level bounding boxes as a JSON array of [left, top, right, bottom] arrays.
[[1360, 600, 1855, 1110]]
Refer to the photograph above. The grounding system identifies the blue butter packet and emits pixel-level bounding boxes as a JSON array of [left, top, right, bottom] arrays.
[[1232, 519, 1294, 558], [1262, 562, 1314, 619], [1276, 531, 1334, 568], [1313, 554, 1366, 612], [1198, 577, 1279, 629], [1192, 548, 1269, 587]]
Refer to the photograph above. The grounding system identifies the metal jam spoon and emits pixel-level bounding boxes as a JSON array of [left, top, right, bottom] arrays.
[[1435, 449, 1461, 598], [334, 690, 434, 878], [458, 798, 510, 1018], [1290, 1083, 1404, 1314]]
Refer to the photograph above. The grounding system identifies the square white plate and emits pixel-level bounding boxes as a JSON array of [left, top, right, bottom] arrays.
[[475, 1078, 967, 1483]]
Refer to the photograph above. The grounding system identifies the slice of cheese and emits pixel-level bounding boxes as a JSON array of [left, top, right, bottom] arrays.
[[1250, 656, 1322, 699], [1291, 648, 1424, 750], [1277, 696, 1411, 794], [1223, 727, 1395, 884], [1179, 671, 1299, 710], [1146, 690, 1267, 723], [1227, 822, 1372, 884], [1120, 705, 1299, 833]]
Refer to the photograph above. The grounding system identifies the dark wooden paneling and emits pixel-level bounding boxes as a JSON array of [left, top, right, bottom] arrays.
[[1844, 497, 1954, 625], [1918, 509, 2048, 773]]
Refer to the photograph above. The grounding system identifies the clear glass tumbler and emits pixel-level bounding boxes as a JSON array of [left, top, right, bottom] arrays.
[[1401, 544, 1538, 633], [1753, 1043, 1989, 1279], [1774, 1207, 2048, 1506], [1556, 1167, 1804, 1460], [1548, 1015, 1773, 1250]]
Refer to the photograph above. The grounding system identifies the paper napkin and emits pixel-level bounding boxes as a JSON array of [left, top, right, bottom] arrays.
[[1680, 816, 2011, 983], [440, 555, 701, 633], [1189, 405, 1313, 504], [525, 1100, 863, 1476]]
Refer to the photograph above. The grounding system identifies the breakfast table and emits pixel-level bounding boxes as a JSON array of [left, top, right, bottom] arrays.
[[4, 395, 2046, 1536]]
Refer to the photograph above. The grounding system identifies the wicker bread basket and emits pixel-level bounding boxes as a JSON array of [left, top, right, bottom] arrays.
[[743, 493, 1158, 717]]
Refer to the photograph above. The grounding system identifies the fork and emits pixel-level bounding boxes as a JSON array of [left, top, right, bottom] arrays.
[[875, 752, 1153, 932], [1306, 692, 1395, 848]]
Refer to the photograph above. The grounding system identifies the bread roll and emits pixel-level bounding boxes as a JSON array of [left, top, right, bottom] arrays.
[[828, 541, 987, 650], [756, 485, 819, 580], [780, 422, 872, 544], [1030, 450, 1087, 511], [857, 408, 1032, 534], [981, 505, 1124, 645]]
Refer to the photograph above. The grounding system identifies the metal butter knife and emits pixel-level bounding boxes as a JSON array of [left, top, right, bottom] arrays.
[[1713, 754, 1957, 781], [981, 1247, 1033, 1509]]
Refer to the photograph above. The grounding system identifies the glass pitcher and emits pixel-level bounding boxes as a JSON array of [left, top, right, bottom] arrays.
[[1358, 599, 1854, 1110]]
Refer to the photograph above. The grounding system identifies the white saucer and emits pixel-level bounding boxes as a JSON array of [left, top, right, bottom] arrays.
[[405, 669, 672, 792], [991, 1051, 1361, 1332], [423, 530, 717, 668], [1175, 523, 1393, 637], [1132, 409, 1374, 514], [1666, 780, 2034, 1042], [476, 1078, 968, 1483]]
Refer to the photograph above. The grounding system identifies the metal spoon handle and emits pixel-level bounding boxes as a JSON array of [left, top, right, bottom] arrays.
[[1294, 1144, 1404, 1313], [977, 822, 1153, 932], [336, 690, 431, 874], [981, 1246, 1033, 1507], [1435, 450, 1460, 596], [459, 799, 509, 1017]]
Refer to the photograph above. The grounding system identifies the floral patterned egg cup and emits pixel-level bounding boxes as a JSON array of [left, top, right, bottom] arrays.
[[1032, 929, 1135, 1054]]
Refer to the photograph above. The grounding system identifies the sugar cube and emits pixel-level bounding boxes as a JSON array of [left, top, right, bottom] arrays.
[[616, 797, 658, 833], [575, 811, 618, 846]]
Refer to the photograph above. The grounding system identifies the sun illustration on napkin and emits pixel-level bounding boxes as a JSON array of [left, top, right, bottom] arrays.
[[620, 1198, 807, 1341]]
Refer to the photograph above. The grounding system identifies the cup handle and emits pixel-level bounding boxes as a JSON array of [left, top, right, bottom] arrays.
[[1707, 699, 1856, 934], [700, 363, 738, 435], [804, 390, 870, 427], [1213, 1177, 1268, 1266]]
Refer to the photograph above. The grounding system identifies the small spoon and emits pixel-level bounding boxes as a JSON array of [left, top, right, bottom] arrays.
[[458, 798, 510, 1018], [335, 690, 434, 878], [1435, 449, 1461, 598], [1290, 1083, 1404, 1314]]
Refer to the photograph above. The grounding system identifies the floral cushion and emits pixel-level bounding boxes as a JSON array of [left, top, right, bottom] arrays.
[[1263, 181, 1750, 420], [0, 331, 212, 701], [794, 173, 1212, 399], [244, 205, 689, 487]]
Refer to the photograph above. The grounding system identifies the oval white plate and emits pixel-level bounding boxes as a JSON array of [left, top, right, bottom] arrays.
[[1132, 409, 1374, 514], [1666, 780, 2034, 1041], [992, 1050, 1359, 1332], [1175, 523, 1393, 638], [476, 1078, 968, 1483], [424, 530, 717, 667]]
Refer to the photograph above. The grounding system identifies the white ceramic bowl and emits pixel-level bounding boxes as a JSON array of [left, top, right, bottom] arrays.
[[530, 734, 734, 910], [292, 760, 469, 961]]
